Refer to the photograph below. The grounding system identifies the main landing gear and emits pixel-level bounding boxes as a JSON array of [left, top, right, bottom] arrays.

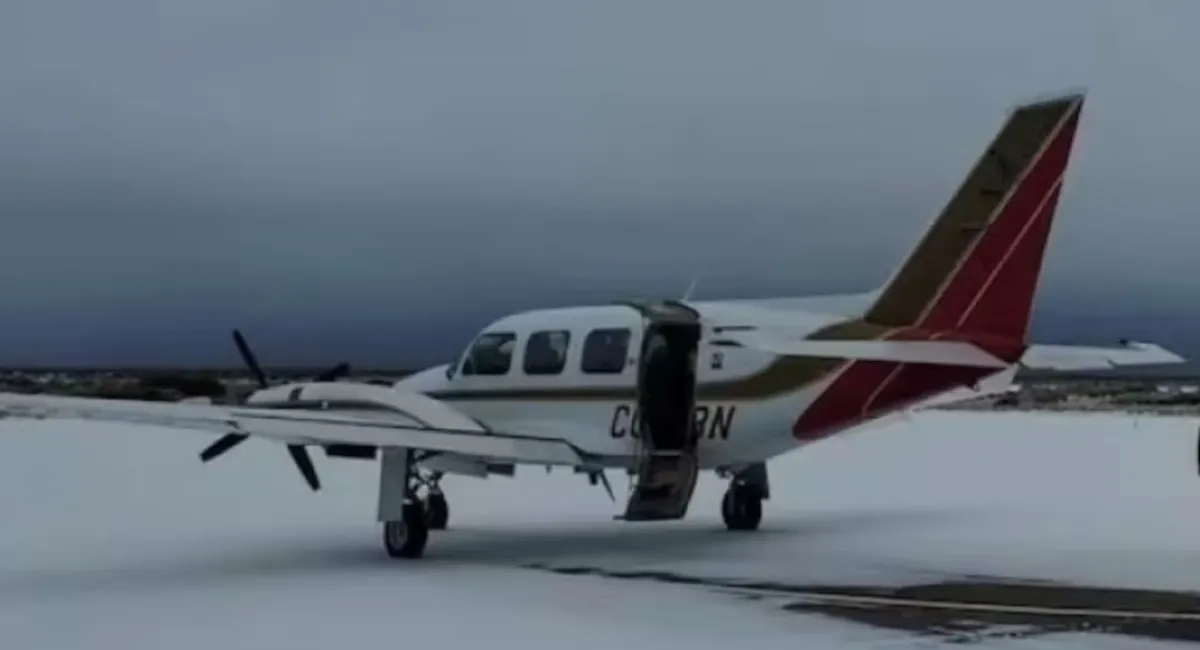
[[378, 449, 452, 559], [383, 502, 430, 559], [719, 462, 769, 532]]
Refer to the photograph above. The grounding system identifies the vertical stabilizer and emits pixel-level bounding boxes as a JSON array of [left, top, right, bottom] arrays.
[[864, 93, 1084, 343]]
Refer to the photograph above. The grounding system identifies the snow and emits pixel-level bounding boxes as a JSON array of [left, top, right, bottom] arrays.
[[536, 410, 1200, 592], [1, 410, 1199, 649]]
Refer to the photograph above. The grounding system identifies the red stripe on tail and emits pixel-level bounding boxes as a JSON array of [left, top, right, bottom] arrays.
[[918, 108, 1080, 340]]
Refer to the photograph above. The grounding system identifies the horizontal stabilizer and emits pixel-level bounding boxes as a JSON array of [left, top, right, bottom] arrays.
[[712, 333, 1009, 369], [1020, 341, 1185, 371]]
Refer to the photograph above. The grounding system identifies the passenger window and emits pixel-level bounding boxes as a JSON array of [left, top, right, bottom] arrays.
[[523, 330, 571, 375], [461, 332, 517, 376], [581, 328, 631, 374]]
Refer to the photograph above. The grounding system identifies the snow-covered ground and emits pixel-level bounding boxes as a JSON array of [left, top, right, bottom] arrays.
[[1, 410, 1199, 649]]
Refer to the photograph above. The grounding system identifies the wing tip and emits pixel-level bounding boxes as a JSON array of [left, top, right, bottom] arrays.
[[1127, 341, 1187, 365]]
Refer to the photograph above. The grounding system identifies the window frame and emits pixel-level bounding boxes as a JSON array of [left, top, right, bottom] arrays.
[[580, 327, 632, 375], [522, 329, 572, 376], [460, 331, 518, 377]]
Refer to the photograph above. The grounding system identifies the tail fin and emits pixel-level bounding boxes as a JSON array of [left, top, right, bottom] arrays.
[[863, 92, 1084, 343]]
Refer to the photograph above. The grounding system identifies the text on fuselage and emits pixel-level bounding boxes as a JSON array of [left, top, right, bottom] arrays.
[[609, 404, 737, 440]]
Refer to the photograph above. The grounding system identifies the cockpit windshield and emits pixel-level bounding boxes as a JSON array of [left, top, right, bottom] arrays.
[[460, 332, 517, 376]]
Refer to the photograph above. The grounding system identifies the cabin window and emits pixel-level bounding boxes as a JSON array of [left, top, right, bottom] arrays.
[[581, 328, 631, 374], [461, 332, 517, 376], [523, 330, 571, 375]]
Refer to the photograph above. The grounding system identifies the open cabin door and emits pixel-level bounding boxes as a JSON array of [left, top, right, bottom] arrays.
[[620, 300, 702, 522]]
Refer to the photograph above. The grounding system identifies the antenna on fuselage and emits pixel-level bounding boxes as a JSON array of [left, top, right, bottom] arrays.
[[682, 273, 702, 301]]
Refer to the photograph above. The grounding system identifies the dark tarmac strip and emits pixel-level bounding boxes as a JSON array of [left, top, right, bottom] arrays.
[[525, 564, 1200, 644]]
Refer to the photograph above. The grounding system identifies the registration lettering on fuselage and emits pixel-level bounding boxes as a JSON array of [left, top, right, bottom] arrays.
[[608, 404, 737, 441]]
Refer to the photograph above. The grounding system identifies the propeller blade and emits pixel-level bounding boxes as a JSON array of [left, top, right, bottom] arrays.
[[232, 329, 269, 389], [287, 444, 321, 491], [314, 362, 351, 383], [199, 433, 248, 462]]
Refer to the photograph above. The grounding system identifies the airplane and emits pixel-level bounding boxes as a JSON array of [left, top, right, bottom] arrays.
[[0, 91, 1185, 560]]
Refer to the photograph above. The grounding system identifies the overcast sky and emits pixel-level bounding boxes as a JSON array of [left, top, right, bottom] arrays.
[[1, 0, 1198, 366]]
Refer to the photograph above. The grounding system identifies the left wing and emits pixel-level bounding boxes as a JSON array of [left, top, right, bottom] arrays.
[[0, 391, 584, 466]]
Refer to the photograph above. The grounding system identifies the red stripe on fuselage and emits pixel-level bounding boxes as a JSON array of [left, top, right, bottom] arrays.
[[791, 328, 1018, 442]]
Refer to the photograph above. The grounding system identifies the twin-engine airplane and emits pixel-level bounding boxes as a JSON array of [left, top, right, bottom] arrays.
[[0, 92, 1184, 559]]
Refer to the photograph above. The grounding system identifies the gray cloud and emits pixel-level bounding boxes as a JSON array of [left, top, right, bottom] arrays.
[[1, 0, 1198, 364]]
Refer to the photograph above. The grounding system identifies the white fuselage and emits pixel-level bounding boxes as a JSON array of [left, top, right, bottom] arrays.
[[388, 296, 1018, 471]]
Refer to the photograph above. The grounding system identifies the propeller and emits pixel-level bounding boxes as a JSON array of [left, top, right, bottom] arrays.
[[197, 328, 352, 491]]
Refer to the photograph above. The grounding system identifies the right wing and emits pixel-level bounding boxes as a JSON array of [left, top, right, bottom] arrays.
[[0, 391, 585, 467]]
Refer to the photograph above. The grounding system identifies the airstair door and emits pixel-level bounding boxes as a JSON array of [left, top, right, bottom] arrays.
[[621, 301, 702, 522]]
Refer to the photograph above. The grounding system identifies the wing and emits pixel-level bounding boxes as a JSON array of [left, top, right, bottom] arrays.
[[1019, 340, 1185, 371], [0, 391, 584, 466]]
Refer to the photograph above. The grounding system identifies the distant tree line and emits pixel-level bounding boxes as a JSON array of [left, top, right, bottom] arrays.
[[138, 374, 227, 398]]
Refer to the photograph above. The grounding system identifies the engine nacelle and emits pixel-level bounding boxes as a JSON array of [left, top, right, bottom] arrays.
[[244, 382, 488, 433]]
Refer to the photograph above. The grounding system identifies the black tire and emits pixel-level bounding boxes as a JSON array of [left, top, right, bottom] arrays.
[[383, 501, 430, 559], [721, 484, 763, 531], [425, 492, 450, 530]]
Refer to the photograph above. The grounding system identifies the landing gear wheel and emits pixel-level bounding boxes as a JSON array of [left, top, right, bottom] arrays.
[[424, 491, 449, 530], [721, 484, 763, 531], [383, 501, 430, 559]]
